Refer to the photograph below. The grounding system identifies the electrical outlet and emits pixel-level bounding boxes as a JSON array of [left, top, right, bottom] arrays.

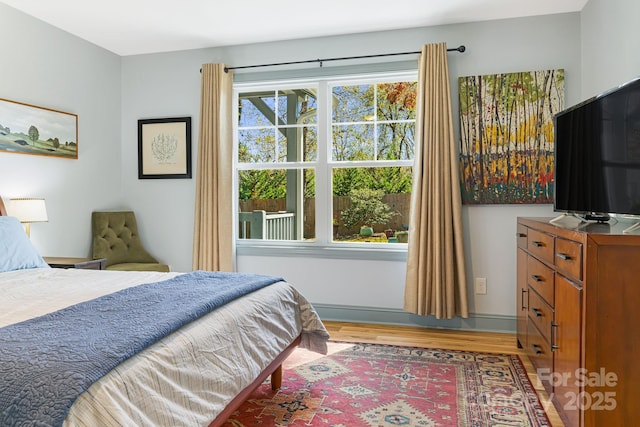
[[474, 277, 487, 294]]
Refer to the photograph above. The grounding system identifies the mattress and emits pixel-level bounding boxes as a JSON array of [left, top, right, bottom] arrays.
[[0, 268, 329, 426]]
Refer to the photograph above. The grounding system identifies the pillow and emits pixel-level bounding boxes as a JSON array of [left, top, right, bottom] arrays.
[[0, 216, 50, 272]]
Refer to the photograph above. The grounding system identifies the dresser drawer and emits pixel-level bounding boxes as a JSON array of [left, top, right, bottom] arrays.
[[527, 256, 555, 305], [555, 238, 582, 281], [528, 288, 554, 343], [527, 228, 555, 264], [517, 224, 528, 249], [526, 321, 554, 394]]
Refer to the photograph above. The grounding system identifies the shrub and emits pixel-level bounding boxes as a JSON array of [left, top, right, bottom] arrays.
[[341, 188, 397, 231]]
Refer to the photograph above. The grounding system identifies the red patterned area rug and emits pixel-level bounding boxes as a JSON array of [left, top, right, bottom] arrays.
[[223, 342, 551, 427]]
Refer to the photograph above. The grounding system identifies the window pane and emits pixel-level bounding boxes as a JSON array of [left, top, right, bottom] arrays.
[[377, 123, 415, 160], [239, 88, 317, 164], [238, 128, 276, 163], [302, 126, 317, 161], [238, 169, 316, 241], [276, 132, 288, 162], [376, 82, 417, 121], [332, 167, 412, 243], [274, 125, 318, 162], [239, 93, 276, 127], [332, 124, 374, 161], [277, 89, 318, 125], [300, 92, 318, 124], [332, 85, 374, 123]]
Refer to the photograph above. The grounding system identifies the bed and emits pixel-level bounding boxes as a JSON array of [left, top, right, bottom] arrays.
[[0, 197, 329, 426]]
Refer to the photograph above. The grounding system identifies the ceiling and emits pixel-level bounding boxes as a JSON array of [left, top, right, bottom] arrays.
[[0, 0, 588, 56]]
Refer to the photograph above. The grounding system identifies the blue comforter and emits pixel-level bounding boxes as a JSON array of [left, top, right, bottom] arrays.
[[0, 270, 283, 426]]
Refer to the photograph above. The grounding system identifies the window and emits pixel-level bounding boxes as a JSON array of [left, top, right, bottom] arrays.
[[235, 72, 416, 248]]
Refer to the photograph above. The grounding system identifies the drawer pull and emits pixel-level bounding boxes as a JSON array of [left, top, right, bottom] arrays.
[[530, 274, 543, 282], [521, 289, 527, 310], [532, 241, 545, 247], [517, 232, 527, 238], [556, 253, 572, 261], [551, 322, 559, 351], [532, 308, 543, 317], [531, 344, 543, 355]]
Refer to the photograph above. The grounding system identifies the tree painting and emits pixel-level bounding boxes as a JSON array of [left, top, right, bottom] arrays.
[[458, 69, 564, 204], [0, 98, 78, 159]]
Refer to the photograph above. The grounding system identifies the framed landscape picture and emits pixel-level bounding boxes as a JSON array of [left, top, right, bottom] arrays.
[[0, 98, 78, 159], [138, 117, 192, 179]]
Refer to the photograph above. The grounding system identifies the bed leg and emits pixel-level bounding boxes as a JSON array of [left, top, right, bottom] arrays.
[[271, 365, 282, 390]]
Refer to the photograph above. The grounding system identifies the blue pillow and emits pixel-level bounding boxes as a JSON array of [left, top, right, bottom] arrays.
[[0, 216, 50, 272]]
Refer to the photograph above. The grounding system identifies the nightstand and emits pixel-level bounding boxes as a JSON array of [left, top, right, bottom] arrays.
[[43, 257, 106, 270]]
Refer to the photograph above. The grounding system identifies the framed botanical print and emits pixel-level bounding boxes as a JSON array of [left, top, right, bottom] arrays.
[[138, 117, 192, 179]]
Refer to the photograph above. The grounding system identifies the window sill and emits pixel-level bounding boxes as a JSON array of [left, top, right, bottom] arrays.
[[236, 242, 408, 262]]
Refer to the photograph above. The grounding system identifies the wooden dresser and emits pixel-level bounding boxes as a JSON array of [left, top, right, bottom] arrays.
[[516, 217, 640, 427]]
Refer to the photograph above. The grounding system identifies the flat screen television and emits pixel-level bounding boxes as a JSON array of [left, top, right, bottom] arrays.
[[554, 77, 640, 221]]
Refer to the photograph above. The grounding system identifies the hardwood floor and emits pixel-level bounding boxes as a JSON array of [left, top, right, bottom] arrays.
[[323, 321, 565, 427]]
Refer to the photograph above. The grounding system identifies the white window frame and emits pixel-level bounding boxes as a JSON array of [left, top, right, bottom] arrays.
[[233, 70, 417, 260]]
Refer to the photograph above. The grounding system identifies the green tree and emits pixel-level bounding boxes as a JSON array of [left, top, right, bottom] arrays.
[[333, 167, 412, 197], [239, 170, 286, 200], [368, 167, 412, 193], [28, 125, 39, 145]]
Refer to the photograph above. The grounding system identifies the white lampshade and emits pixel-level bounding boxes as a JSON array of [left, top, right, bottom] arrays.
[[9, 198, 49, 223], [8, 198, 48, 238]]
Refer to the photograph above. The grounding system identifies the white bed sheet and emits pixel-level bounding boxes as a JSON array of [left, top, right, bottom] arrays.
[[0, 268, 329, 426]]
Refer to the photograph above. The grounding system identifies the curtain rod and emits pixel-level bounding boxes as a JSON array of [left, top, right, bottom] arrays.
[[220, 45, 466, 73]]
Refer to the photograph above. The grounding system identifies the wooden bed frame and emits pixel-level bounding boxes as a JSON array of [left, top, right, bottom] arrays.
[[208, 335, 301, 426], [0, 195, 300, 426]]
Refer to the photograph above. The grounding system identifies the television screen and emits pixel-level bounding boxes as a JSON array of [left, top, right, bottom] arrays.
[[554, 77, 640, 218]]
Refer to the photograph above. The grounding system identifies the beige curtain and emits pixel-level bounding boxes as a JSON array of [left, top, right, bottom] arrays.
[[192, 63, 234, 271], [404, 43, 469, 319]]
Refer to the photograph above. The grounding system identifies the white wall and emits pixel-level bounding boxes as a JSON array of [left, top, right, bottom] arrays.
[[121, 13, 582, 327], [581, 0, 640, 97], [120, 49, 211, 271], [0, 3, 122, 257]]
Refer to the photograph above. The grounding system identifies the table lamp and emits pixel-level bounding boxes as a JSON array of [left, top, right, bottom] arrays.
[[9, 198, 48, 237]]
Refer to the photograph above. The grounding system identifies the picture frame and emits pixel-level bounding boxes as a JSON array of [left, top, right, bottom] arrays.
[[138, 117, 192, 179], [0, 98, 78, 159], [458, 69, 564, 204]]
